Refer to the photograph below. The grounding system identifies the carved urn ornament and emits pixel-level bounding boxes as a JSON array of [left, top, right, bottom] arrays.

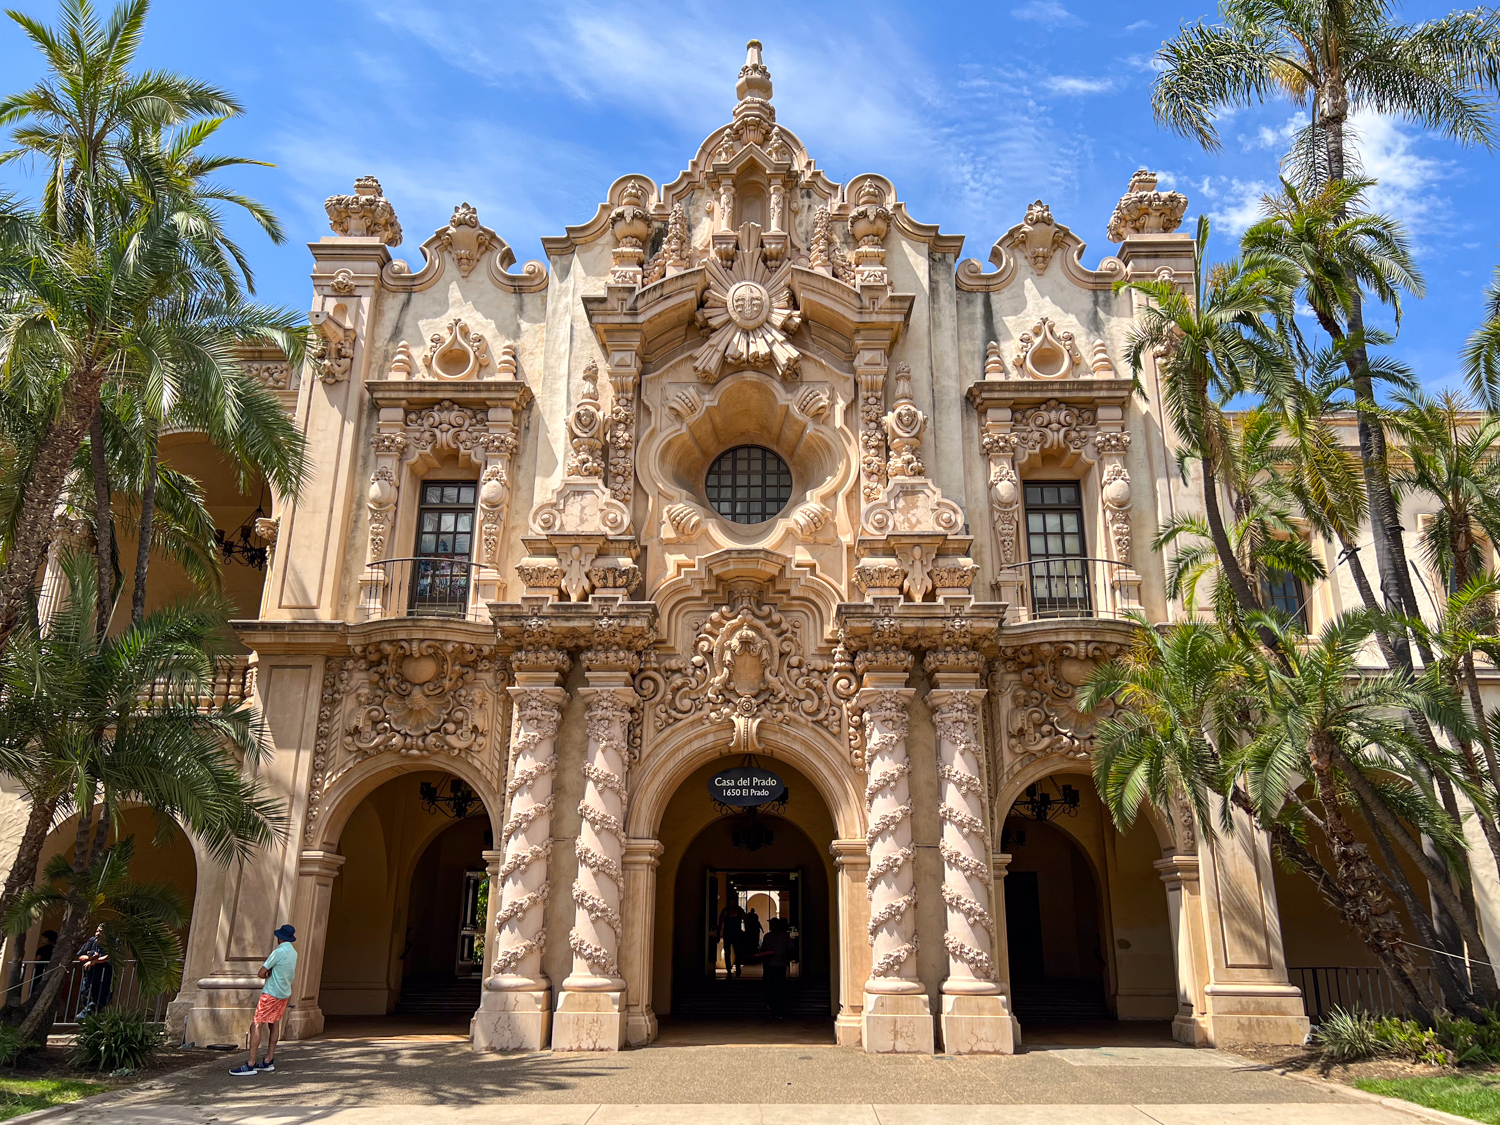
[[1106, 169, 1189, 243], [324, 175, 403, 245], [610, 180, 653, 285], [693, 223, 803, 383]]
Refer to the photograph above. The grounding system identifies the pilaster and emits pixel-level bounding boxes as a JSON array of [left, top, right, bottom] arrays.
[[830, 839, 871, 1047], [621, 837, 664, 1046]]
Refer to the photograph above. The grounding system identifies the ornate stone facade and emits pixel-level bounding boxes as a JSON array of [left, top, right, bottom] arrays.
[[156, 41, 1315, 1060]]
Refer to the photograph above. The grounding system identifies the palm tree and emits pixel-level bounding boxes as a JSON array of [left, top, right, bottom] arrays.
[[1155, 0, 1500, 677], [0, 553, 285, 1038], [0, 0, 297, 651], [1155, 405, 1325, 624], [1462, 266, 1500, 405], [1119, 216, 1300, 642]]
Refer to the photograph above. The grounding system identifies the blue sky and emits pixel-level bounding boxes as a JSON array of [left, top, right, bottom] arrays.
[[1, 0, 1495, 389]]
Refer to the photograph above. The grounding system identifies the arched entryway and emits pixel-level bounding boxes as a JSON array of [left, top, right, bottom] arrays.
[[12, 805, 200, 1022], [653, 757, 839, 1044], [1000, 770, 1178, 1043], [312, 768, 498, 1035]]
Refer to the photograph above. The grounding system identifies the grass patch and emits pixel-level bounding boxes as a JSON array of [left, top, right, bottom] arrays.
[[0, 1076, 107, 1121], [1355, 1075, 1500, 1123]]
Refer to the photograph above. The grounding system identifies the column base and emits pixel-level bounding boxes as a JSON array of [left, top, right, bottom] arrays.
[[283, 1004, 325, 1041], [625, 1007, 657, 1047], [939, 992, 1015, 1055], [1173, 1012, 1213, 1047], [551, 989, 626, 1051], [181, 979, 270, 1047], [471, 988, 551, 1052], [164, 993, 195, 1043], [861, 991, 934, 1054], [835, 1008, 863, 1048], [1199, 983, 1310, 1046]]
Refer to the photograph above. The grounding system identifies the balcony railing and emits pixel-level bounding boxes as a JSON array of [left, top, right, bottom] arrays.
[[1291, 965, 1444, 1022], [361, 557, 486, 623], [142, 655, 254, 710], [14, 959, 176, 1026], [999, 557, 1140, 622]]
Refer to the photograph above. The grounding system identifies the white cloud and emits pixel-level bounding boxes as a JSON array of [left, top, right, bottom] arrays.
[[1198, 177, 1271, 236], [1044, 75, 1114, 95], [1246, 113, 1301, 152], [1346, 110, 1450, 236], [1012, 1, 1080, 26], [1124, 19, 1152, 31]]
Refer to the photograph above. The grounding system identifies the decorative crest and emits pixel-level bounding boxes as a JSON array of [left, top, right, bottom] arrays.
[[324, 176, 403, 245], [692, 223, 803, 383], [1106, 169, 1188, 243], [440, 203, 494, 277]]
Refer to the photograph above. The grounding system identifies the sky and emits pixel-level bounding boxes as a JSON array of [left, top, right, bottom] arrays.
[[0, 0, 1495, 390]]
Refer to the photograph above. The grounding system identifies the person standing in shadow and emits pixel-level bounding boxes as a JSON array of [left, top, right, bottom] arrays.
[[758, 917, 793, 1020], [741, 908, 763, 976], [715, 900, 745, 977]]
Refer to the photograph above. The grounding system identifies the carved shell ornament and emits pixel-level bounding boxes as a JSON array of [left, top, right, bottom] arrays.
[[424, 318, 491, 380], [693, 222, 803, 384]]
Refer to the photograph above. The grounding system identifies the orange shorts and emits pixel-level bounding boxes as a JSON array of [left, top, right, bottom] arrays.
[[253, 992, 288, 1025]]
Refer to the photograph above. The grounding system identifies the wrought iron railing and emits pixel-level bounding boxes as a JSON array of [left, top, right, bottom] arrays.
[[15, 959, 176, 1026], [999, 557, 1140, 622], [361, 557, 485, 622], [141, 655, 254, 710], [1291, 965, 1444, 1022]]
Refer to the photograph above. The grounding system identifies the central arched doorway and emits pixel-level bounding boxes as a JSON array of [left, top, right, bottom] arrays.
[[653, 758, 838, 1044], [317, 769, 493, 1035]]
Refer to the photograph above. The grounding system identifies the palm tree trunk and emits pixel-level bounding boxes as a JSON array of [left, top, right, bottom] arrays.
[[0, 371, 107, 655], [1331, 745, 1500, 1005], [17, 910, 88, 1042], [1200, 461, 1289, 663], [0, 795, 60, 1010], [1309, 743, 1437, 1021], [130, 428, 159, 627], [89, 409, 114, 642]]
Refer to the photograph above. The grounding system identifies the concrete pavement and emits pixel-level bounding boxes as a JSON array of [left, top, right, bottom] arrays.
[[18, 1036, 1466, 1125]]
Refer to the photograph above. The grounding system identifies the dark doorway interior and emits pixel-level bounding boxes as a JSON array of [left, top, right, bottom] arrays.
[[396, 814, 489, 1016], [1003, 816, 1112, 1022], [669, 813, 832, 1025]]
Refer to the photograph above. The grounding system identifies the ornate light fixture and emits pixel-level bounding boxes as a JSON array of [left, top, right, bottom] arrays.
[[215, 486, 270, 570], [420, 777, 481, 820], [1014, 778, 1080, 822]]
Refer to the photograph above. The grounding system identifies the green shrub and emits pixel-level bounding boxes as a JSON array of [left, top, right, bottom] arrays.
[[70, 1010, 162, 1072], [0, 1023, 34, 1066], [1316, 1008, 1387, 1061]]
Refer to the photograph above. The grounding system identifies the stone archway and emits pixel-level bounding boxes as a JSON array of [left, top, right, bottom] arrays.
[[620, 719, 866, 1046], [288, 755, 503, 1039]]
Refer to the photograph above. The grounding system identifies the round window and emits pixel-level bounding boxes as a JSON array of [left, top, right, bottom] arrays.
[[704, 445, 793, 525]]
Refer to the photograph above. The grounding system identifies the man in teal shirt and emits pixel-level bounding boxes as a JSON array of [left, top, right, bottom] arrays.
[[231, 924, 297, 1075]]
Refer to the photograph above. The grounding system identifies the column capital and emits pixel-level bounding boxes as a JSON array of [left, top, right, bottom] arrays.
[[1154, 855, 1200, 887], [623, 838, 664, 868], [830, 838, 870, 867], [298, 850, 346, 880]]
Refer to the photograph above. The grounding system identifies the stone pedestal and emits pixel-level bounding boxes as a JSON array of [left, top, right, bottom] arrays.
[[861, 991, 934, 1054], [551, 989, 627, 1051], [1200, 983, 1310, 1046], [940, 993, 1015, 1055], [471, 987, 551, 1051]]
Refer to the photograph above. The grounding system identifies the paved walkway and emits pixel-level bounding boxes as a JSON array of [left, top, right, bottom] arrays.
[[27, 1035, 1462, 1125]]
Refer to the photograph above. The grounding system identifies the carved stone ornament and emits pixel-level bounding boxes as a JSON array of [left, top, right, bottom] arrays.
[[243, 360, 292, 391], [308, 308, 355, 385], [862, 365, 965, 537], [1106, 169, 1189, 244], [1012, 318, 1084, 379], [324, 175, 403, 245], [999, 641, 1123, 780], [1008, 399, 1099, 467], [847, 179, 892, 287], [1008, 200, 1066, 273], [423, 318, 492, 380], [440, 202, 494, 277], [566, 361, 606, 479], [808, 205, 855, 284], [643, 202, 693, 285], [609, 180, 652, 286], [1102, 460, 1133, 565], [883, 364, 926, 479], [345, 640, 498, 758], [693, 223, 803, 383], [654, 599, 856, 750]]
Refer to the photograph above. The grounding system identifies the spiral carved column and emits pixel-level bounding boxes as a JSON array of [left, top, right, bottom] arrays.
[[473, 654, 568, 1052], [553, 649, 638, 1051], [928, 650, 1014, 1053], [857, 648, 932, 1054]]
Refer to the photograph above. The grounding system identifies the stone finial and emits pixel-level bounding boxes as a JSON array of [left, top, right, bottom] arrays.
[[737, 39, 772, 104], [1107, 168, 1188, 243], [324, 176, 403, 245], [984, 340, 1006, 380]]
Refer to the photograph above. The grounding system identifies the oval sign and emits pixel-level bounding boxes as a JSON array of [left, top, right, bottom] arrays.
[[709, 766, 787, 807]]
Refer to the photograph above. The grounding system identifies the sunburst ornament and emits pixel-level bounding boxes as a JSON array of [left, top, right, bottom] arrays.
[[693, 223, 803, 384]]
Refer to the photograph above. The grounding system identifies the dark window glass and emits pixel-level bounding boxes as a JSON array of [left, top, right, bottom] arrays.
[[704, 446, 793, 525], [410, 481, 476, 616], [1023, 481, 1090, 617], [1262, 569, 1308, 626]]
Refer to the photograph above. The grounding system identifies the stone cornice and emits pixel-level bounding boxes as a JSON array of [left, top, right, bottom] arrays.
[[230, 617, 496, 656], [966, 376, 1136, 412], [834, 596, 1008, 660]]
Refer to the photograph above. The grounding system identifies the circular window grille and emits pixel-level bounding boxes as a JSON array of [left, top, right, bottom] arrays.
[[705, 445, 793, 525]]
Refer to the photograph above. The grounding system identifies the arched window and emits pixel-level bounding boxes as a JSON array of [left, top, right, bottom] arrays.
[[704, 445, 793, 525]]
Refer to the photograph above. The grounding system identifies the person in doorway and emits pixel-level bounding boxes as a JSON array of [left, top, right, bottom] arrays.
[[230, 924, 297, 1076], [75, 925, 112, 1018], [715, 901, 745, 977], [34, 930, 56, 967], [741, 908, 764, 972], [758, 917, 793, 1019]]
